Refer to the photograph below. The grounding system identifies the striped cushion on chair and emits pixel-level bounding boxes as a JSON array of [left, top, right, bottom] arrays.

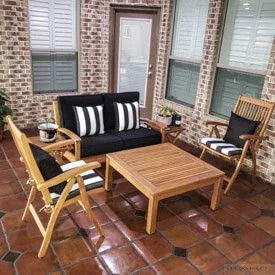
[[50, 160, 104, 203], [201, 137, 243, 156], [113, 101, 140, 132], [73, 105, 104, 137]]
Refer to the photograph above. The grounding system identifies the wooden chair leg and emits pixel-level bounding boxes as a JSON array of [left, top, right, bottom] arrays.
[[200, 148, 207, 159], [224, 161, 242, 194], [79, 198, 104, 237], [224, 142, 250, 195], [224, 156, 247, 195], [77, 177, 104, 236], [38, 207, 60, 258], [38, 178, 76, 258], [22, 185, 36, 221], [251, 149, 257, 185]]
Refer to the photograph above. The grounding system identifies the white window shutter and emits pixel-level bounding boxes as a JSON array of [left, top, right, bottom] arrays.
[[53, 0, 76, 50], [211, 68, 263, 117], [219, 0, 275, 71], [171, 0, 209, 61], [29, 0, 51, 49], [252, 0, 275, 69], [32, 53, 54, 92], [54, 53, 78, 90], [29, 0, 76, 50], [167, 61, 200, 106]]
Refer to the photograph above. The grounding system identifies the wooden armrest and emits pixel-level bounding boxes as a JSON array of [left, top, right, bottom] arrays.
[[57, 127, 81, 160], [43, 139, 76, 153], [37, 161, 101, 190], [206, 121, 228, 138], [57, 128, 81, 142], [140, 118, 167, 130], [140, 118, 167, 143], [239, 134, 266, 141], [206, 121, 228, 127]]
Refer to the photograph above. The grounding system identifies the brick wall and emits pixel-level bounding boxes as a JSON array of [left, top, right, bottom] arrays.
[[261, 39, 275, 182], [1, 0, 274, 183]]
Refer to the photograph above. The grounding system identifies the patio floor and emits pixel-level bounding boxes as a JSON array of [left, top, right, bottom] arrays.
[[0, 132, 275, 274]]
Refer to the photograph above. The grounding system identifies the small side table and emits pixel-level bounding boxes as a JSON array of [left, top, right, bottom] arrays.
[[29, 134, 73, 164], [147, 120, 185, 144], [29, 135, 65, 148], [164, 125, 185, 144]]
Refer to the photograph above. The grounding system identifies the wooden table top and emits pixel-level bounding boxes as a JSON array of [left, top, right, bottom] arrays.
[[106, 143, 224, 196], [29, 135, 65, 148]]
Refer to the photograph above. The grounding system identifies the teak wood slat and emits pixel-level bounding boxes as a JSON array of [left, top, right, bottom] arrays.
[[105, 143, 224, 234], [200, 96, 275, 194]]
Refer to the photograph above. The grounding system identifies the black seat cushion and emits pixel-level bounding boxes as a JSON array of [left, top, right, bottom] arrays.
[[224, 112, 261, 148], [103, 92, 139, 131], [29, 144, 66, 194], [113, 126, 161, 150], [80, 133, 124, 157], [57, 94, 104, 133]]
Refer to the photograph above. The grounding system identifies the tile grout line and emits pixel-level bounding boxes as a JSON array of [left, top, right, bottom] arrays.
[[65, 201, 118, 274]]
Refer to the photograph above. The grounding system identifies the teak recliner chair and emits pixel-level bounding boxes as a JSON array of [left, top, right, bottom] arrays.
[[200, 96, 274, 194], [6, 116, 104, 258]]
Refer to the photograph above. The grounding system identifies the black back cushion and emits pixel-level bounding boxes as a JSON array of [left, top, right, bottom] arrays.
[[30, 144, 67, 194], [58, 94, 104, 133], [224, 112, 260, 148], [103, 92, 139, 131]]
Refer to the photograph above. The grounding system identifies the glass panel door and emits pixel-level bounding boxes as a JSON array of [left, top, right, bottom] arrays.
[[117, 18, 152, 107]]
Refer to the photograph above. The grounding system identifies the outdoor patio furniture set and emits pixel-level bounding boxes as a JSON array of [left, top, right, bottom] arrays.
[[6, 92, 274, 258]]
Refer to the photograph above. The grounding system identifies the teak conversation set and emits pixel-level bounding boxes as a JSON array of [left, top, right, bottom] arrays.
[[6, 93, 275, 258]]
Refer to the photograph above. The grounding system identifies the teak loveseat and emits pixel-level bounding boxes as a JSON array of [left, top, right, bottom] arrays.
[[53, 92, 165, 163]]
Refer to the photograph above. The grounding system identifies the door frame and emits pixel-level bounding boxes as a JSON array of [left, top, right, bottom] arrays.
[[108, 5, 160, 115]]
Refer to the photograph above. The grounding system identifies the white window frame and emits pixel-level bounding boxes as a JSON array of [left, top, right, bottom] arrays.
[[210, 0, 275, 118], [29, 0, 79, 94], [165, 0, 209, 107]]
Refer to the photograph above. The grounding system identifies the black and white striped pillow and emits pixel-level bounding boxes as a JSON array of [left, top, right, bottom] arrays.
[[72, 105, 104, 137], [114, 101, 140, 132]]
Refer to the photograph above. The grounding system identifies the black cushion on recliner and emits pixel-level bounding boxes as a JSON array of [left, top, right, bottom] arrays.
[[224, 112, 260, 148], [80, 133, 124, 157], [58, 94, 104, 133], [29, 143, 67, 195], [113, 127, 161, 150], [103, 92, 139, 131]]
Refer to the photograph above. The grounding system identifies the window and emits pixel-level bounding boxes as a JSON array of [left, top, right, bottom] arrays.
[[29, 0, 78, 93], [211, 0, 275, 118], [166, 0, 209, 106]]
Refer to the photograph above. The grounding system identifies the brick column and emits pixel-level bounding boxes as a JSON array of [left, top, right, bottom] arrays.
[[0, 0, 33, 128], [193, 0, 226, 142], [260, 39, 275, 182]]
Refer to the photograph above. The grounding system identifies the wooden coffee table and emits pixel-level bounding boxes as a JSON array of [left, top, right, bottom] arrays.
[[105, 143, 224, 234]]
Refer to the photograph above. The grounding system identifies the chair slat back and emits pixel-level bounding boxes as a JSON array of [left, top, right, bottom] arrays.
[[6, 116, 53, 204], [234, 96, 275, 149], [53, 100, 61, 127]]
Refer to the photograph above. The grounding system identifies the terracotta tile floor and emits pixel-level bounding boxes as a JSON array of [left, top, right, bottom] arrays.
[[0, 133, 275, 274]]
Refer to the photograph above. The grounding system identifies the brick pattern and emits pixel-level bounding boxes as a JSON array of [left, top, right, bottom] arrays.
[[1, 0, 274, 183], [261, 39, 275, 181]]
